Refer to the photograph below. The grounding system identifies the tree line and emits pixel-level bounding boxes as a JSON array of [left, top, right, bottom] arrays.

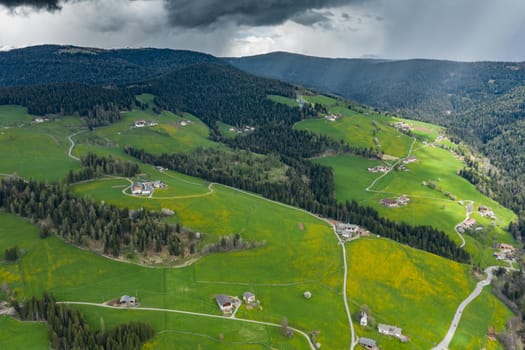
[[14, 293, 155, 350], [66, 152, 140, 183], [0, 83, 136, 127]]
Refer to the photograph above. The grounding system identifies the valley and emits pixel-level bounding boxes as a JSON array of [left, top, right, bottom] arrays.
[[0, 81, 518, 349]]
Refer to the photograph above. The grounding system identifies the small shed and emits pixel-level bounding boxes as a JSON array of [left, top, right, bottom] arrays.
[[243, 292, 256, 304]]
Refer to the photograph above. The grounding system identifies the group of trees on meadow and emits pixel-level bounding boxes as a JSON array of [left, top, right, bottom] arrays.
[[66, 152, 139, 183], [0, 177, 196, 258], [15, 293, 155, 350]]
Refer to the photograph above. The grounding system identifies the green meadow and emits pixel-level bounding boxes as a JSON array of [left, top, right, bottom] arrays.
[[294, 100, 413, 158], [75, 108, 217, 157], [0, 316, 48, 350], [0, 107, 81, 181], [308, 115, 516, 265], [0, 105, 35, 127], [267, 94, 299, 107], [347, 238, 475, 349], [1, 174, 351, 349], [449, 288, 511, 350]]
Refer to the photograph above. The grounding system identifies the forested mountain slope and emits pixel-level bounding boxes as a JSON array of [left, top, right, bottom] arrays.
[[0, 45, 218, 86], [228, 52, 525, 217], [227, 52, 525, 118]]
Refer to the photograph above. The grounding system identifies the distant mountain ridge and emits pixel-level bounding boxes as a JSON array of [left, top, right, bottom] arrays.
[[226, 51, 525, 118], [0, 45, 219, 86]]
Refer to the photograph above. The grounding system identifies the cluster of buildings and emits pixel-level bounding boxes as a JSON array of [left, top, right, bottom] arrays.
[[131, 180, 167, 196], [335, 223, 369, 240], [133, 120, 158, 128], [494, 243, 515, 261], [380, 195, 410, 208], [368, 165, 390, 173], [478, 205, 496, 220], [357, 321, 409, 349], [215, 292, 256, 315], [392, 122, 413, 133], [228, 125, 256, 134]]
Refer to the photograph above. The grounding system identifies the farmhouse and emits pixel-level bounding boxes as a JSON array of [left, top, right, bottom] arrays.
[[325, 114, 340, 122], [397, 195, 410, 206], [215, 294, 234, 313], [393, 122, 412, 133], [134, 120, 146, 128], [463, 218, 476, 228], [243, 291, 256, 304], [478, 205, 496, 219], [403, 156, 417, 164], [500, 243, 515, 252], [358, 337, 377, 350], [119, 295, 136, 306], [378, 323, 409, 342], [378, 323, 402, 337], [131, 183, 143, 195], [131, 181, 167, 196], [381, 198, 398, 208], [336, 223, 360, 238], [368, 165, 390, 173]]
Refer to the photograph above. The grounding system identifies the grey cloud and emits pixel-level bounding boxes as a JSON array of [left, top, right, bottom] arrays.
[[163, 0, 352, 28], [291, 9, 334, 27], [0, 0, 64, 10]]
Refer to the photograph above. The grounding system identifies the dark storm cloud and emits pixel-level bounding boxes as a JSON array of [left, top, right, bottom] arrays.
[[291, 9, 334, 27], [163, 0, 352, 28], [0, 0, 64, 10]]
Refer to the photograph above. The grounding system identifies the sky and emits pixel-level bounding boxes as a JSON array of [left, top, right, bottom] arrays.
[[0, 0, 524, 61]]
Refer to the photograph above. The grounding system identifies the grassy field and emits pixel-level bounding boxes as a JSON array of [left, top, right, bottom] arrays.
[[449, 288, 511, 350], [1, 173, 351, 349], [74, 108, 217, 157], [267, 94, 299, 107], [294, 101, 413, 158], [74, 304, 308, 349], [0, 105, 35, 127], [347, 238, 475, 349], [313, 133, 516, 266], [0, 316, 48, 350], [0, 107, 81, 181]]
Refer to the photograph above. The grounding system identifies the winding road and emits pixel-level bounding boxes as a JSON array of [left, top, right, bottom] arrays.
[[67, 130, 86, 161], [432, 266, 510, 350]]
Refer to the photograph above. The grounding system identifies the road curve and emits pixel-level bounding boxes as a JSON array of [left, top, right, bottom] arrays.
[[67, 130, 86, 161], [58, 301, 316, 350], [432, 266, 499, 350]]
